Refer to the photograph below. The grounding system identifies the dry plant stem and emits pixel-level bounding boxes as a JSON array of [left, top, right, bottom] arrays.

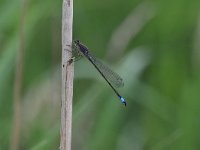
[[10, 0, 26, 150], [60, 0, 74, 150]]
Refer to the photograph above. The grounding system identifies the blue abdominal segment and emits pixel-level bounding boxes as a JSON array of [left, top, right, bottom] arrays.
[[119, 96, 126, 106]]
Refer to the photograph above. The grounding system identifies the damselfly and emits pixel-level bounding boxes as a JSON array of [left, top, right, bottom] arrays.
[[73, 40, 126, 106]]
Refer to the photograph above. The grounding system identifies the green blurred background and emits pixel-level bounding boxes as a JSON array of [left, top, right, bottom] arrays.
[[1, 0, 200, 149]]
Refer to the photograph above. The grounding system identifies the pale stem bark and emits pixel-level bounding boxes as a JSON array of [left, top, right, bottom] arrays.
[[60, 0, 74, 150]]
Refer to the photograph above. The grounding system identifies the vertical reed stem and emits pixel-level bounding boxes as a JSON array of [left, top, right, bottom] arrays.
[[60, 0, 73, 149], [10, 0, 26, 149]]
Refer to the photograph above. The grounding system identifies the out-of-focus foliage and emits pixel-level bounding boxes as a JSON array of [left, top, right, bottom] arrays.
[[0, 0, 200, 149]]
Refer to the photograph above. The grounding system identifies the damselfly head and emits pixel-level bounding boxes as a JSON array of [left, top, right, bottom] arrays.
[[74, 39, 80, 45]]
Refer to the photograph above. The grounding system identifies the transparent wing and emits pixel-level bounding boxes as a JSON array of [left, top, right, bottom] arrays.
[[89, 52, 124, 88], [72, 43, 83, 61]]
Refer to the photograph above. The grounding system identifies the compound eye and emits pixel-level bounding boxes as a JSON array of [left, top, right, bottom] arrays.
[[75, 39, 80, 44]]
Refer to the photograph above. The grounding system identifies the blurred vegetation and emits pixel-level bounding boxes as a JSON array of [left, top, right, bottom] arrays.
[[0, 0, 200, 149]]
